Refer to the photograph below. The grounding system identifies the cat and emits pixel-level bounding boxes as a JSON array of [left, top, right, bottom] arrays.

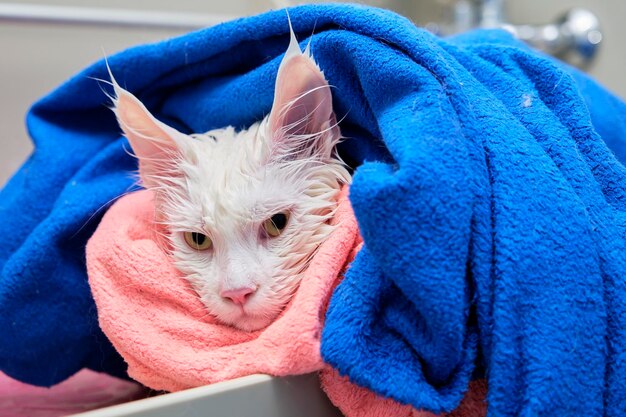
[[110, 25, 350, 331]]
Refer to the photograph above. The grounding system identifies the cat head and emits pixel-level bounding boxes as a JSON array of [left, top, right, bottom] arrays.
[[110, 26, 350, 331]]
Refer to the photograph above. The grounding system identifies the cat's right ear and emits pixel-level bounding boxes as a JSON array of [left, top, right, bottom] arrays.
[[110, 79, 186, 189]]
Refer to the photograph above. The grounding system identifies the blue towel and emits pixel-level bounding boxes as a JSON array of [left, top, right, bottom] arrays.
[[0, 6, 625, 415], [321, 15, 626, 417], [0, 3, 386, 386]]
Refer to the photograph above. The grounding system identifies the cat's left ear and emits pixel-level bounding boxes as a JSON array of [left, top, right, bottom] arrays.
[[268, 22, 339, 160]]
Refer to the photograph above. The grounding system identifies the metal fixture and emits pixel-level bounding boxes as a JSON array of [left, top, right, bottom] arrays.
[[0, 3, 235, 31], [442, 0, 602, 67], [508, 8, 602, 68]]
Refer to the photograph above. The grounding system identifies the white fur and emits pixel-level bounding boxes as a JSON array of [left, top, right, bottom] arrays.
[[110, 24, 350, 331]]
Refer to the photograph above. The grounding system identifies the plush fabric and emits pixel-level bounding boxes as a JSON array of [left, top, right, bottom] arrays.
[[1, 4, 626, 413], [450, 29, 626, 164], [320, 370, 487, 417], [321, 13, 626, 417], [0, 370, 146, 416], [86, 188, 485, 416], [86, 188, 360, 392]]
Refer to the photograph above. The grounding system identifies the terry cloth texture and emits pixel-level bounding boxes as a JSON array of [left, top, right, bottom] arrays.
[[320, 370, 487, 417], [86, 188, 360, 392], [320, 9, 626, 417], [0, 370, 145, 416], [0, 5, 625, 413], [86, 188, 486, 417]]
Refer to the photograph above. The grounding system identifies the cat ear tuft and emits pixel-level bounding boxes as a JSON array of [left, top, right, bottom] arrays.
[[109, 74, 186, 189], [268, 17, 339, 160]]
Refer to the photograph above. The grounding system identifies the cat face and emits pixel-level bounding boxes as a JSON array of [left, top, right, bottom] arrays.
[[111, 28, 350, 331]]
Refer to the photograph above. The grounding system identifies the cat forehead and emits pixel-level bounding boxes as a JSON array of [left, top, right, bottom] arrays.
[[190, 125, 257, 151], [184, 123, 266, 170], [177, 124, 299, 218]]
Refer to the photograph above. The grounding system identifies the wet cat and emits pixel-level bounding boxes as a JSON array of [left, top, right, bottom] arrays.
[[110, 26, 350, 331]]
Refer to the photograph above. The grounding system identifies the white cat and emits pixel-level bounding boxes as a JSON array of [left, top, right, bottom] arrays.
[[110, 26, 350, 331]]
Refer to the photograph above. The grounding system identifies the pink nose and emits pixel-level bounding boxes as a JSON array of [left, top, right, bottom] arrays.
[[220, 287, 256, 306]]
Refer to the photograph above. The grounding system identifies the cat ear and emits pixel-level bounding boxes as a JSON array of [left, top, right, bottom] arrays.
[[109, 76, 187, 189], [268, 21, 339, 160]]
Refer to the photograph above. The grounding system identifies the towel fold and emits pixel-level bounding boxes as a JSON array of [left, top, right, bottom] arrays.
[[2, 4, 626, 413], [320, 370, 487, 417], [87, 188, 485, 416], [321, 14, 626, 417], [86, 188, 360, 392], [0, 370, 145, 416]]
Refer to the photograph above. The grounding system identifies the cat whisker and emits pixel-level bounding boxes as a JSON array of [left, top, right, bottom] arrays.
[[71, 187, 136, 239], [105, 24, 351, 331]]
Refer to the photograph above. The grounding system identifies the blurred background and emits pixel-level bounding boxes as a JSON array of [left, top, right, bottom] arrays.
[[1, 0, 623, 186]]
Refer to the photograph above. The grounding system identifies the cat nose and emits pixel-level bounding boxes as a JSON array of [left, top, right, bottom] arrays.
[[220, 287, 256, 306]]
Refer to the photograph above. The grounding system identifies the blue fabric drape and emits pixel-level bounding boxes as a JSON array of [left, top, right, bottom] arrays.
[[1, 6, 625, 417]]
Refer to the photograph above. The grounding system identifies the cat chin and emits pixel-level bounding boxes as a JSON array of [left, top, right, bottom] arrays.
[[220, 312, 275, 332]]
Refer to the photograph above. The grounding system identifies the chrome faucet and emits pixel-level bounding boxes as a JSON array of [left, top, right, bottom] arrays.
[[440, 0, 602, 67]]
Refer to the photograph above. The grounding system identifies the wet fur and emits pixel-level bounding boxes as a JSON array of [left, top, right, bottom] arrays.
[[110, 23, 350, 331]]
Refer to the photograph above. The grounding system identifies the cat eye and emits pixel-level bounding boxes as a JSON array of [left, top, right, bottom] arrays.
[[183, 231, 213, 251], [263, 212, 290, 237]]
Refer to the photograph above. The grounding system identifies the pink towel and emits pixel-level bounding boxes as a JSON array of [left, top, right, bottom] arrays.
[[87, 188, 359, 392], [321, 369, 487, 417], [87, 188, 485, 416], [0, 370, 146, 417]]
